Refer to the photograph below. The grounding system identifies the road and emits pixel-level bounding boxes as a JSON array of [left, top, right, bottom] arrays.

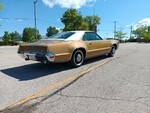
[[0, 43, 150, 113]]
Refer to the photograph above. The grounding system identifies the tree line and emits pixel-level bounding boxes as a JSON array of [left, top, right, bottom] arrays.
[[114, 25, 150, 43], [0, 9, 100, 45], [131, 25, 150, 43], [0, 8, 150, 45]]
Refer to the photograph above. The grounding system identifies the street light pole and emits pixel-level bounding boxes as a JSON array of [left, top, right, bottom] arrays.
[[114, 21, 117, 39], [34, 0, 37, 41], [130, 26, 133, 39]]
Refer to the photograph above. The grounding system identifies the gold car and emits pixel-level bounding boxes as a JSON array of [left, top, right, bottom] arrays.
[[18, 31, 119, 67]]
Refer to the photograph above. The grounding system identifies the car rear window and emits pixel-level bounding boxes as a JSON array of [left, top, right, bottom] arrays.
[[47, 32, 75, 39]]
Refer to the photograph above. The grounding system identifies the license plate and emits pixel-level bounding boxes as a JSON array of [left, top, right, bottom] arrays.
[[28, 55, 36, 60]]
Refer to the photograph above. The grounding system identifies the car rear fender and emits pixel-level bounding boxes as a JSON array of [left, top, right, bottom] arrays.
[[68, 41, 87, 60]]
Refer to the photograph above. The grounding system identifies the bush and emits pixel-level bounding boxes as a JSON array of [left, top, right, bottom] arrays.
[[128, 38, 138, 42], [138, 38, 150, 43], [13, 41, 19, 45], [0, 41, 19, 46], [0, 41, 4, 46], [126, 38, 150, 43]]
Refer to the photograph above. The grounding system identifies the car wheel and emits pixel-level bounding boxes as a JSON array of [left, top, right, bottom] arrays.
[[108, 45, 116, 57], [70, 50, 84, 67]]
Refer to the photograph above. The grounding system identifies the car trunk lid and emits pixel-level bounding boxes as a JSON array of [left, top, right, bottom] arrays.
[[19, 39, 65, 52]]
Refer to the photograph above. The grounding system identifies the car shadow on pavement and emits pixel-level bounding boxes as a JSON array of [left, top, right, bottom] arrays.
[[1, 55, 109, 81], [1, 63, 71, 81]]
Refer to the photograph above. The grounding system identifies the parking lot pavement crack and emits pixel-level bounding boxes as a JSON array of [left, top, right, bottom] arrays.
[[56, 93, 150, 108], [134, 97, 150, 107], [0, 66, 94, 112], [135, 97, 150, 101]]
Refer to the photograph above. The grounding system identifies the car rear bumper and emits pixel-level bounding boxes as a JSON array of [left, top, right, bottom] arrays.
[[18, 51, 55, 63]]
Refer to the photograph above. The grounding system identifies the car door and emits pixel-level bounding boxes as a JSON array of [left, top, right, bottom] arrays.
[[83, 32, 111, 59]]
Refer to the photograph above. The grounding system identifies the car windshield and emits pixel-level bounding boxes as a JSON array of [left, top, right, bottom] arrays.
[[46, 32, 75, 39]]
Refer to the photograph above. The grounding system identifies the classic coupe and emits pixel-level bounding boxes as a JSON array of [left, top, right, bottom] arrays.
[[18, 31, 119, 67]]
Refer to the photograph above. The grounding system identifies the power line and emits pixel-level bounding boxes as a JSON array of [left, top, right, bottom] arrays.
[[36, 19, 60, 24], [0, 17, 32, 20], [0, 17, 61, 25], [15, 0, 43, 3], [99, 30, 112, 31]]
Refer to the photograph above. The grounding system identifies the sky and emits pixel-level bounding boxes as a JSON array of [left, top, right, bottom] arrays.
[[0, 0, 150, 38]]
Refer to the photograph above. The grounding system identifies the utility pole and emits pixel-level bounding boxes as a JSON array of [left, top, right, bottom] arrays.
[[93, 7, 97, 33], [106, 33, 108, 39], [34, 0, 37, 41], [130, 26, 133, 39], [114, 21, 117, 39]]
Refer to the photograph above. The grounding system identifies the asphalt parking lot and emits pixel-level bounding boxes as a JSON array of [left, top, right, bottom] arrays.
[[0, 43, 150, 113]]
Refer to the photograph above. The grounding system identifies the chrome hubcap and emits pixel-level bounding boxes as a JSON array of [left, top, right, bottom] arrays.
[[76, 53, 82, 62], [112, 47, 115, 54]]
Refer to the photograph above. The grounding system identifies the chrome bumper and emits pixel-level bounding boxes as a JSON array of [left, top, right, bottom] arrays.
[[18, 51, 55, 62]]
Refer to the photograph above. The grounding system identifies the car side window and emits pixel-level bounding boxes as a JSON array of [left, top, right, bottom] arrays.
[[83, 32, 102, 41]]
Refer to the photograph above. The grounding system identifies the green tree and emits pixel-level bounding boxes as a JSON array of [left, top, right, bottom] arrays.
[[22, 28, 41, 42], [147, 26, 150, 41], [133, 25, 146, 38], [61, 9, 89, 31], [0, 4, 2, 10], [84, 15, 100, 31], [79, 21, 89, 30], [3, 31, 11, 43], [46, 26, 59, 37], [115, 31, 127, 41], [10, 31, 19, 41], [133, 25, 150, 42]]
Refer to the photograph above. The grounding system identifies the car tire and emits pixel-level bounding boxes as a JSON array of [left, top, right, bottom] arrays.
[[70, 50, 84, 67], [108, 45, 116, 57]]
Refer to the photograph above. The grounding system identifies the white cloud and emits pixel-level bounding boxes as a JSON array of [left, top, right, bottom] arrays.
[[57, 18, 60, 21], [42, 0, 96, 9], [56, 27, 62, 30], [133, 18, 150, 30]]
